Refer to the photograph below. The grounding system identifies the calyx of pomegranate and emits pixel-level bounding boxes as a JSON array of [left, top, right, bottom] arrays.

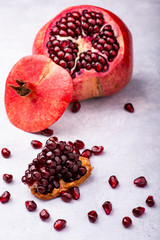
[[9, 79, 31, 96]]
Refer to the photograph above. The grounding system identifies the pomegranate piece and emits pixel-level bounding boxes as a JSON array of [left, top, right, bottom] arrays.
[[25, 200, 37, 211], [70, 187, 80, 200], [122, 217, 132, 228], [81, 149, 92, 158], [134, 176, 147, 187], [146, 195, 155, 207], [54, 219, 66, 231], [91, 146, 104, 155], [0, 191, 11, 203], [31, 140, 42, 149], [132, 207, 145, 217], [74, 140, 85, 149], [5, 55, 73, 132], [102, 201, 112, 215], [1, 148, 11, 158], [124, 103, 134, 113], [61, 191, 72, 202], [71, 101, 81, 113], [41, 128, 54, 136], [3, 174, 13, 183], [88, 210, 98, 223], [108, 175, 119, 188], [33, 5, 133, 101], [39, 209, 50, 220]]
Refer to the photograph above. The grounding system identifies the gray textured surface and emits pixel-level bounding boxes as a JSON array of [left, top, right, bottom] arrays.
[[0, 0, 160, 239]]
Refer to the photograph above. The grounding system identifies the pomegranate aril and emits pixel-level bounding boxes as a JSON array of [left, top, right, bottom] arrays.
[[146, 195, 155, 207], [25, 200, 37, 211], [108, 175, 119, 188], [81, 149, 92, 158], [54, 219, 66, 231], [32, 171, 42, 180], [70, 186, 80, 200], [1, 148, 11, 158], [3, 174, 13, 183], [88, 210, 98, 223], [37, 185, 46, 194], [0, 191, 11, 203], [122, 217, 132, 228], [74, 140, 85, 149], [31, 140, 42, 149], [134, 176, 147, 187], [41, 128, 53, 136], [91, 146, 104, 155], [132, 207, 145, 217], [102, 201, 112, 215], [61, 191, 72, 202], [39, 209, 50, 221], [71, 101, 81, 113], [124, 103, 134, 113], [78, 166, 87, 176]]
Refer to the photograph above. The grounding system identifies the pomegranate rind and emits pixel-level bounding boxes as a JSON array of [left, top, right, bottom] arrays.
[[30, 156, 93, 200], [5, 55, 73, 132]]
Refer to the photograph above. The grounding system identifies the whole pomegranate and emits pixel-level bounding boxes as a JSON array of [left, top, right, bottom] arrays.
[[33, 5, 133, 101]]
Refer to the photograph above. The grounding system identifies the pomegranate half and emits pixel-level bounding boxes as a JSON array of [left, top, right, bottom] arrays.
[[33, 5, 133, 101]]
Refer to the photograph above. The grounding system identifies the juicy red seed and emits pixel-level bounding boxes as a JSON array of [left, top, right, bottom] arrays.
[[70, 187, 80, 200], [146, 195, 155, 207], [134, 176, 147, 187], [88, 210, 98, 223], [61, 191, 72, 202], [41, 128, 54, 136], [54, 219, 66, 231], [1, 148, 11, 158], [91, 146, 104, 155], [74, 140, 85, 149], [39, 209, 50, 221], [49, 136, 58, 142], [108, 175, 119, 188], [3, 174, 13, 183], [31, 140, 42, 149], [78, 166, 87, 175], [81, 149, 92, 158], [122, 217, 132, 228], [25, 201, 37, 211], [0, 191, 11, 203], [124, 103, 134, 113], [102, 201, 112, 215], [132, 207, 145, 217], [71, 101, 81, 113]]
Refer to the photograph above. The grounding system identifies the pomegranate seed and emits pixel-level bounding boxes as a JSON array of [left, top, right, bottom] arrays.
[[134, 176, 147, 187], [91, 146, 104, 155], [102, 201, 112, 215], [124, 103, 134, 113], [132, 207, 145, 217], [71, 101, 81, 113], [81, 149, 92, 158], [0, 191, 11, 203], [74, 140, 85, 149], [3, 174, 13, 183], [122, 217, 132, 228], [61, 191, 72, 202], [70, 187, 80, 200], [1, 148, 11, 158], [39, 209, 50, 221], [25, 200, 37, 211], [31, 140, 42, 149], [146, 195, 155, 207], [54, 219, 66, 231], [88, 210, 98, 223], [41, 128, 54, 136], [108, 175, 119, 188]]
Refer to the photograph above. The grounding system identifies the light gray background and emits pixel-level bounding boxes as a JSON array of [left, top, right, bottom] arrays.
[[0, 0, 160, 239]]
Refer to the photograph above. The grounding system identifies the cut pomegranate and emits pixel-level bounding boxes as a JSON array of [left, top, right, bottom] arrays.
[[134, 176, 147, 187], [25, 200, 37, 211], [54, 219, 66, 231], [74, 140, 85, 149], [3, 174, 13, 183], [122, 217, 132, 228], [0, 191, 11, 203], [41, 128, 54, 136], [31, 140, 43, 149], [33, 5, 133, 101], [81, 149, 92, 158], [5, 55, 73, 132], [124, 103, 134, 113], [1, 148, 11, 158], [91, 146, 104, 155], [132, 207, 145, 217], [71, 101, 81, 113], [39, 209, 50, 220], [61, 191, 72, 202], [70, 186, 80, 200], [108, 175, 119, 188], [146, 196, 155, 207], [88, 210, 98, 223], [102, 201, 112, 215]]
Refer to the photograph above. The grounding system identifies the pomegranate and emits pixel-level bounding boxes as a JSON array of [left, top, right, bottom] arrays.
[[3, 174, 13, 183], [25, 200, 37, 211], [31, 140, 43, 149], [88, 210, 98, 223], [108, 175, 119, 188], [124, 103, 134, 113], [132, 206, 145, 217], [146, 195, 155, 207], [122, 217, 132, 228], [39, 209, 50, 220], [134, 176, 147, 188], [102, 201, 112, 215], [54, 219, 66, 231], [41, 128, 54, 136], [0, 191, 11, 203], [70, 186, 80, 200], [71, 101, 81, 113], [33, 5, 133, 101], [1, 148, 11, 158]]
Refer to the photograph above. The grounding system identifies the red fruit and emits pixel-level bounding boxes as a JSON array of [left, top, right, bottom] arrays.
[[1, 148, 11, 158], [74, 140, 85, 149], [81, 149, 92, 158], [5, 55, 73, 132], [41, 128, 54, 136], [39, 209, 50, 220], [132, 207, 145, 217], [32, 5, 133, 101], [54, 219, 66, 231], [71, 101, 81, 113], [146, 195, 155, 207], [25, 200, 37, 211], [108, 175, 119, 188], [3, 174, 13, 183], [102, 201, 112, 215], [61, 191, 72, 202], [70, 186, 80, 200], [88, 210, 98, 223], [124, 103, 134, 112], [91, 146, 104, 155], [0, 191, 11, 203], [31, 140, 42, 149], [134, 176, 147, 187], [122, 217, 132, 228]]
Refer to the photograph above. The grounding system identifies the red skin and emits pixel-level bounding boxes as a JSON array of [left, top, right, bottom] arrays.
[[32, 5, 133, 101], [5, 55, 73, 132]]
